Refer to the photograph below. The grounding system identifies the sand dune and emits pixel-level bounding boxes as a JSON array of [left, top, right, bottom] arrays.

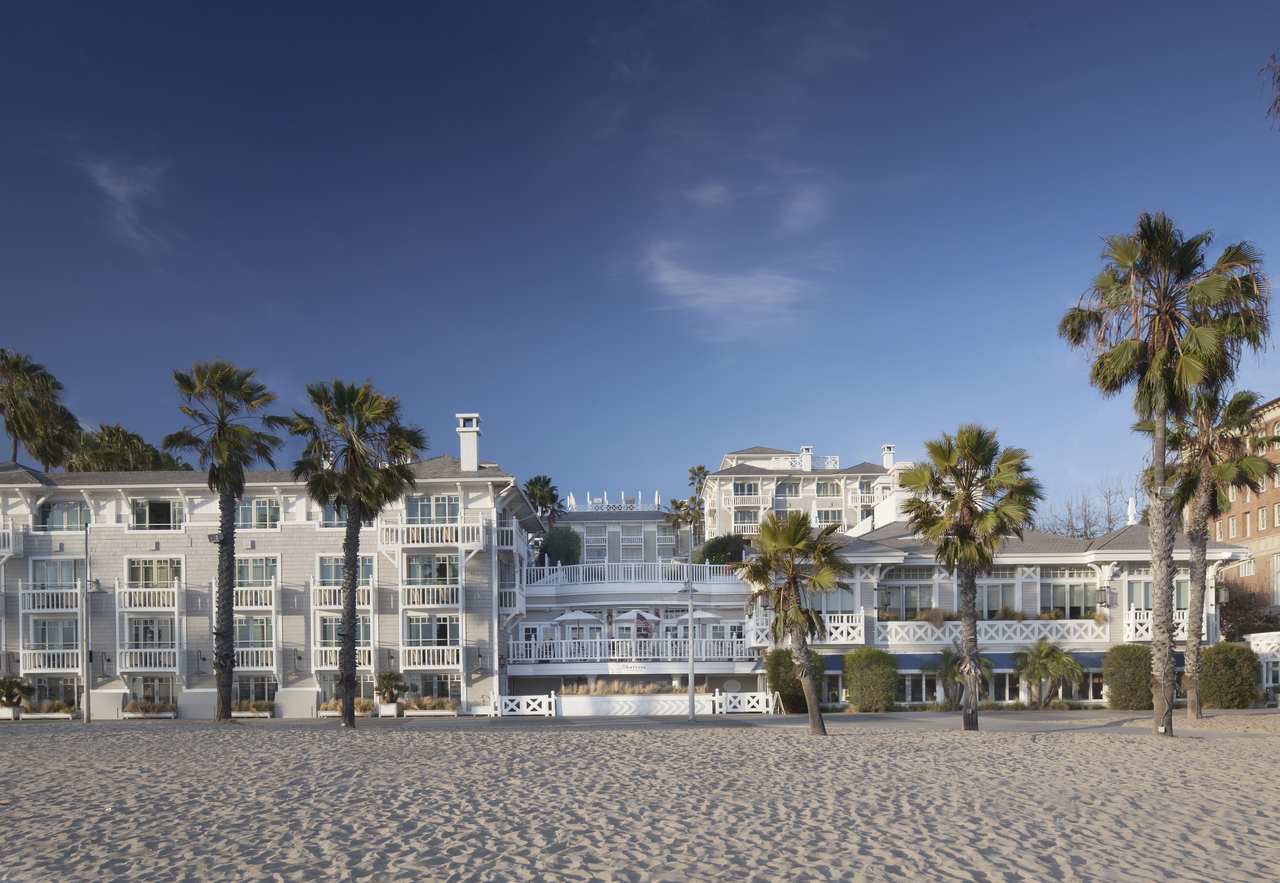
[[2, 717, 1276, 881]]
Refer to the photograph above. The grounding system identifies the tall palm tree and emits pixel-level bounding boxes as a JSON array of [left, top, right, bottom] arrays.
[[67, 424, 192, 472], [927, 641, 992, 710], [28, 405, 80, 471], [734, 511, 852, 736], [1163, 388, 1277, 719], [290, 381, 425, 728], [0, 349, 64, 462], [688, 464, 709, 496], [162, 362, 287, 721], [900, 425, 1042, 731], [1059, 212, 1269, 736], [1013, 637, 1084, 708], [523, 474, 565, 525]]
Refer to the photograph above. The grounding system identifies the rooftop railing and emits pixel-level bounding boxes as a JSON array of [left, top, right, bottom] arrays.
[[523, 562, 739, 588]]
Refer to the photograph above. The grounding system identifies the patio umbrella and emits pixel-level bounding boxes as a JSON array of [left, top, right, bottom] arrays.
[[553, 610, 602, 623], [673, 610, 722, 621], [614, 610, 660, 623]]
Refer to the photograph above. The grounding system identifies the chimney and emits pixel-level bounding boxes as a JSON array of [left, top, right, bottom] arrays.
[[455, 413, 481, 472], [1126, 496, 1137, 526], [799, 445, 814, 472], [882, 443, 895, 470]]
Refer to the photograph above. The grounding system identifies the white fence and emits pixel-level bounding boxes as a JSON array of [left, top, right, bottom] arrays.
[[234, 647, 276, 670], [118, 648, 179, 671], [21, 649, 81, 673], [507, 638, 752, 663], [875, 617, 1110, 646], [496, 690, 775, 718], [313, 584, 371, 608], [499, 694, 556, 717], [1124, 609, 1193, 642], [402, 646, 462, 668], [523, 562, 739, 587], [20, 582, 80, 612], [712, 690, 776, 714], [401, 584, 460, 607], [312, 647, 373, 669]]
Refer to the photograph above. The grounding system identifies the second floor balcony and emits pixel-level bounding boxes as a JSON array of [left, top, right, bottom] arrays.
[[402, 644, 462, 669], [379, 515, 485, 549], [118, 645, 180, 672], [117, 580, 181, 612], [524, 562, 739, 588], [21, 647, 81, 673], [234, 645, 277, 671], [507, 637, 752, 664], [312, 582, 372, 609], [1124, 608, 1196, 642], [312, 645, 373, 670], [20, 581, 81, 612], [401, 582, 460, 608]]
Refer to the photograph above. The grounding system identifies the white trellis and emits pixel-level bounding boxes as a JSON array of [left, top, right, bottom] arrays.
[[498, 693, 556, 717]]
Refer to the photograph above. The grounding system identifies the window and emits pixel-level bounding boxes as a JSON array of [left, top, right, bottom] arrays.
[[1241, 559, 1255, 578], [1229, 486, 1237, 503], [815, 480, 840, 498], [1039, 581, 1095, 619], [886, 566, 935, 581], [656, 524, 676, 559], [127, 617, 175, 647], [816, 510, 843, 527], [775, 481, 800, 498], [1260, 508, 1268, 532], [986, 672, 1021, 703], [818, 585, 859, 614], [733, 510, 759, 525], [236, 498, 280, 529], [406, 494, 460, 525], [234, 615, 273, 647], [895, 673, 938, 704], [621, 525, 644, 562], [127, 558, 182, 588], [1245, 512, 1252, 537], [1127, 579, 1152, 609], [405, 614, 460, 646], [732, 481, 759, 497], [878, 585, 934, 620], [1061, 671, 1105, 702], [1174, 579, 1190, 609], [1229, 517, 1238, 539], [1273, 554, 1280, 604], [32, 618, 76, 648], [129, 675, 174, 704], [1275, 503, 1280, 529], [405, 553, 459, 585], [1216, 521, 1223, 542], [407, 672, 460, 700], [234, 675, 277, 703], [584, 525, 607, 562], [131, 499, 185, 530], [33, 559, 84, 588], [36, 501, 90, 531], [979, 583, 1018, 619], [318, 672, 374, 701], [319, 502, 374, 528], [319, 614, 370, 646], [986, 566, 1016, 579], [236, 556, 278, 587], [318, 556, 373, 586]]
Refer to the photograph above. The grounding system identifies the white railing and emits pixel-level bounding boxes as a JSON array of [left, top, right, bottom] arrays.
[[0, 524, 13, 553], [721, 494, 767, 508], [850, 493, 876, 507], [234, 647, 276, 669], [506, 638, 751, 663], [126, 518, 186, 532], [732, 522, 761, 536], [117, 583, 179, 611], [379, 516, 484, 548], [234, 585, 275, 609], [119, 647, 178, 670], [1246, 631, 1280, 658], [21, 648, 81, 672], [872, 617, 1111, 646], [401, 583, 460, 607], [402, 645, 462, 668], [312, 584, 372, 608], [523, 562, 739, 587], [1124, 608, 1192, 642], [821, 613, 865, 644], [713, 690, 776, 714], [499, 693, 556, 717], [312, 646, 373, 669], [20, 582, 80, 612], [495, 519, 529, 550], [499, 583, 522, 612]]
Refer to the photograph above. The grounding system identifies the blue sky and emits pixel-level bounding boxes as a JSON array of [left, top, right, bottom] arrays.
[[3, 2, 1278, 508]]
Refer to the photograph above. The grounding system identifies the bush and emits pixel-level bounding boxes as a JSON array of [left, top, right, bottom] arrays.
[[914, 608, 946, 628], [695, 534, 747, 565], [844, 648, 897, 712], [1219, 590, 1280, 642], [539, 526, 582, 566], [1200, 643, 1261, 709], [764, 649, 807, 713], [1046, 699, 1070, 711], [1103, 644, 1152, 710], [124, 700, 175, 714]]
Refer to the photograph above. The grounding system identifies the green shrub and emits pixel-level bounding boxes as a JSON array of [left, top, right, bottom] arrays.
[[1200, 643, 1261, 709], [539, 526, 582, 566], [695, 534, 747, 565], [843, 648, 897, 712], [1103, 644, 1152, 710], [764, 649, 807, 713]]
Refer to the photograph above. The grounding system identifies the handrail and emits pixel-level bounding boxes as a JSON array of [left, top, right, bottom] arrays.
[[523, 562, 740, 587]]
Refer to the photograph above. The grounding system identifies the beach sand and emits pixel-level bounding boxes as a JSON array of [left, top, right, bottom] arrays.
[[2, 716, 1278, 881]]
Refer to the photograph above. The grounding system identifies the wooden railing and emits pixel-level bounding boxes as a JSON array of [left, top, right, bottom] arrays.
[[117, 582, 179, 611], [523, 562, 739, 587], [20, 582, 80, 612], [233, 585, 274, 609], [401, 583, 460, 607], [119, 647, 179, 670], [234, 647, 276, 669], [379, 516, 484, 548], [1124, 608, 1192, 642], [402, 645, 462, 668]]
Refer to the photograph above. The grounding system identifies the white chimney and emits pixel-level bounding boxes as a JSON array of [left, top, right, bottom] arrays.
[[800, 445, 814, 472], [455, 413, 481, 472], [1126, 496, 1137, 526], [882, 443, 895, 470]]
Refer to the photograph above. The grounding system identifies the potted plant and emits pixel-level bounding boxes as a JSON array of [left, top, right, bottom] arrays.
[[0, 678, 32, 720], [375, 672, 406, 718]]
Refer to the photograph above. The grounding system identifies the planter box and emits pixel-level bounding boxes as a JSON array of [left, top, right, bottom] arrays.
[[121, 712, 177, 719], [22, 712, 74, 720], [0, 706, 20, 720], [377, 702, 399, 718], [403, 709, 459, 717], [231, 711, 272, 719]]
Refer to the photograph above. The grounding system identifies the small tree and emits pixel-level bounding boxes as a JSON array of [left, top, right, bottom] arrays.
[[844, 648, 897, 712], [1013, 638, 1084, 708], [695, 533, 747, 565], [539, 526, 581, 566], [1200, 643, 1261, 709], [764, 648, 807, 713], [375, 671, 407, 704], [1103, 644, 1153, 710]]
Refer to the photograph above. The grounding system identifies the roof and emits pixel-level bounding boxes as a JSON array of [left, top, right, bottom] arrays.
[[725, 446, 797, 456], [559, 510, 670, 523], [1086, 523, 1235, 553], [710, 461, 887, 477], [859, 520, 1241, 556]]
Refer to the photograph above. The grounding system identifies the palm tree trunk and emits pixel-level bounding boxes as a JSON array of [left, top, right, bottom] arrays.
[[1149, 410, 1176, 736], [790, 628, 826, 736], [340, 502, 363, 729], [1184, 470, 1213, 721], [958, 566, 980, 731], [9, 432, 17, 462], [215, 490, 237, 721]]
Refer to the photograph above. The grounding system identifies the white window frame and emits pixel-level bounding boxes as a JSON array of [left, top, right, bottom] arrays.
[[235, 498, 281, 530], [583, 525, 607, 563], [235, 556, 278, 588], [620, 524, 644, 563], [815, 480, 840, 498], [317, 555, 374, 587], [126, 557, 183, 588]]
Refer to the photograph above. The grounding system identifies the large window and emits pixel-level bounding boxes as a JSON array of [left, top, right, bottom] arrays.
[[236, 556, 278, 587], [36, 501, 90, 531], [129, 675, 174, 704], [407, 672, 460, 700], [318, 556, 373, 587], [1039, 567, 1095, 619], [775, 481, 800, 498], [986, 672, 1021, 703], [405, 553, 459, 585], [320, 502, 373, 529], [979, 583, 1018, 619], [127, 617, 175, 647], [33, 559, 84, 588], [732, 481, 759, 497], [406, 494, 460, 525], [656, 524, 675, 560], [896, 673, 938, 704], [318, 614, 370, 646], [32, 618, 77, 648], [1125, 572, 1189, 609], [583, 525, 607, 562], [234, 615, 273, 647], [131, 500, 185, 530], [621, 525, 644, 562], [127, 558, 182, 588], [405, 614, 460, 646], [815, 480, 840, 498], [733, 510, 759, 526], [816, 510, 843, 527], [236, 498, 280, 529], [234, 675, 277, 703], [1061, 671, 1105, 702]]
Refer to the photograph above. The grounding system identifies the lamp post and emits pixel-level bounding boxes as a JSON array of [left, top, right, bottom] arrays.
[[675, 525, 698, 721]]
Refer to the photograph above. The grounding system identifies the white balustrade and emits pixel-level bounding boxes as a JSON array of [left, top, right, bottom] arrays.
[[313, 584, 372, 608], [21, 648, 81, 672], [873, 617, 1111, 646], [118, 648, 178, 670], [499, 584, 522, 612], [721, 494, 767, 508], [732, 523, 761, 536], [234, 647, 276, 669], [713, 690, 776, 714], [402, 645, 462, 668], [1246, 631, 1280, 657], [821, 613, 865, 644], [234, 585, 275, 609], [499, 693, 556, 717], [379, 516, 484, 548], [118, 582, 179, 611], [1124, 608, 1192, 642], [312, 647, 373, 669], [401, 583, 460, 607], [506, 638, 751, 663], [20, 582, 80, 612], [523, 562, 739, 587]]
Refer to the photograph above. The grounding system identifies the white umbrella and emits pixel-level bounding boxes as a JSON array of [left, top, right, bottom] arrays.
[[614, 609, 660, 623], [673, 610, 722, 621], [553, 610, 601, 623]]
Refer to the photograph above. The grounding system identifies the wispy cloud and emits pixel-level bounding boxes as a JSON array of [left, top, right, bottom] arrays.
[[646, 243, 805, 340], [80, 158, 170, 251], [684, 181, 731, 208], [779, 184, 826, 234]]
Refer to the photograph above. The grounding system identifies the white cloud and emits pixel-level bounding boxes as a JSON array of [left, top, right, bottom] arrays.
[[684, 181, 731, 208], [80, 158, 170, 250], [779, 184, 826, 234], [645, 243, 805, 340]]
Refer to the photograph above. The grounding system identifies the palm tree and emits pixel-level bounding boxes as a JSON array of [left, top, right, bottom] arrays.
[[28, 405, 80, 471], [1059, 212, 1269, 735], [1265, 51, 1280, 122], [1163, 388, 1277, 719], [1013, 638, 1084, 708], [900, 425, 1043, 731], [0, 350, 64, 462], [734, 511, 852, 736], [523, 475, 566, 525], [290, 381, 426, 728], [162, 362, 287, 721], [927, 642, 993, 710], [688, 465, 709, 496], [67, 424, 192, 472]]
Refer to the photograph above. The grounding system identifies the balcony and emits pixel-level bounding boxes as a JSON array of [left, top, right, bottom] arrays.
[[401, 645, 462, 669], [312, 646, 373, 670], [21, 648, 81, 673], [1124, 608, 1193, 642], [873, 617, 1110, 646], [117, 584, 179, 611], [494, 518, 530, 551], [524, 562, 740, 588], [721, 494, 766, 508], [20, 582, 80, 612], [379, 515, 484, 549], [234, 646, 276, 671], [499, 580, 524, 614], [233, 584, 275, 610], [732, 522, 761, 536], [401, 583, 460, 607], [507, 638, 752, 664], [0, 522, 22, 555], [312, 583, 372, 608], [119, 647, 179, 671]]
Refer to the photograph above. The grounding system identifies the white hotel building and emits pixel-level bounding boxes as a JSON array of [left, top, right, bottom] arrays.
[[0, 421, 1248, 718]]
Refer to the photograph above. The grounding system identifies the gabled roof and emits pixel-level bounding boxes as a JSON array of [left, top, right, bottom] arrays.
[[1086, 523, 1234, 553], [0, 462, 50, 487], [725, 446, 797, 456]]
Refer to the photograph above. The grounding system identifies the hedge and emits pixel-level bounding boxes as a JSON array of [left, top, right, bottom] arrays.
[[764, 649, 807, 713], [1103, 644, 1152, 710], [539, 526, 581, 566], [844, 647, 898, 712], [695, 534, 747, 565], [1200, 643, 1260, 709]]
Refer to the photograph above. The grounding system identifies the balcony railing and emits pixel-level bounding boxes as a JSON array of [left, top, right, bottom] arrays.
[[119, 647, 179, 671], [402, 645, 462, 668], [499, 581, 523, 613], [873, 617, 1110, 646], [401, 583, 460, 607], [721, 494, 767, 508], [234, 647, 276, 670], [21, 648, 81, 673], [732, 522, 761, 536], [0, 523, 18, 555], [524, 562, 740, 588], [1124, 608, 1192, 642], [20, 581, 80, 612], [312, 646, 373, 669], [117, 583, 180, 611], [233, 585, 275, 609], [507, 638, 752, 663], [313, 583, 372, 608], [379, 516, 484, 548], [126, 518, 186, 532]]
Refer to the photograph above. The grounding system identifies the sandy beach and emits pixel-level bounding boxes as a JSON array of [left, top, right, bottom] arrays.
[[3, 713, 1278, 881]]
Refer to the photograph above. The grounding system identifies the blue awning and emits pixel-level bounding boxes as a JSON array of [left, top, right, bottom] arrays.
[[819, 648, 1184, 673]]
